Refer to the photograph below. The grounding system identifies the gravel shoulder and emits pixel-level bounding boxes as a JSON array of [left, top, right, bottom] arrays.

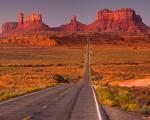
[[103, 105, 142, 120]]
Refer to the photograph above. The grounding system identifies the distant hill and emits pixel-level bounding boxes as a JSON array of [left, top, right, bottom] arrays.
[[0, 33, 58, 47], [1, 32, 150, 48]]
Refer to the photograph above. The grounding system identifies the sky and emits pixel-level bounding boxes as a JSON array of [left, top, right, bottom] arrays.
[[0, 0, 150, 31]]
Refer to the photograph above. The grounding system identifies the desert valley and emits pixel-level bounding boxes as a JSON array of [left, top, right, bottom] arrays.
[[0, 8, 150, 120]]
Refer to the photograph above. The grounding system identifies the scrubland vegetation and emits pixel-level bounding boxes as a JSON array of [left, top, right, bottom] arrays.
[[1, 32, 150, 47], [0, 47, 85, 101], [91, 46, 150, 116], [0, 31, 150, 117], [96, 86, 138, 112]]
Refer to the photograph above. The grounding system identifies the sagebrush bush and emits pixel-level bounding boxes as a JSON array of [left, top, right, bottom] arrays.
[[117, 90, 129, 105], [127, 103, 139, 112], [53, 74, 69, 83], [140, 105, 150, 115], [97, 87, 118, 107], [102, 99, 117, 107], [97, 87, 113, 101], [120, 104, 129, 110], [96, 86, 139, 112]]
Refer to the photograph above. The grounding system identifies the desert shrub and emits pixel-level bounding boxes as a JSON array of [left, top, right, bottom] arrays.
[[127, 103, 139, 112], [120, 104, 129, 110], [102, 99, 117, 107], [115, 88, 138, 111], [97, 87, 113, 101], [112, 73, 135, 81], [53, 74, 69, 83], [56, 64, 63, 66], [116, 89, 129, 106], [96, 86, 139, 112], [97, 87, 118, 107], [140, 105, 150, 115]]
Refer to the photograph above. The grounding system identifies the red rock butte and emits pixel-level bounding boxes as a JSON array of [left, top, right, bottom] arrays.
[[2, 13, 50, 34], [18, 13, 42, 25], [88, 8, 149, 32], [1, 8, 150, 34]]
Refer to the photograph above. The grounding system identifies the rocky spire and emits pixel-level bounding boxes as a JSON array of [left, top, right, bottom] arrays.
[[18, 13, 24, 25], [71, 16, 77, 23]]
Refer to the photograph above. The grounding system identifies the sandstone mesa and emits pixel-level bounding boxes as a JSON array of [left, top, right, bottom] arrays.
[[2, 13, 50, 34], [1, 8, 150, 34]]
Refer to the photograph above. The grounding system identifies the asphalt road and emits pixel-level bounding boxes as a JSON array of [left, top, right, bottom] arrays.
[[0, 39, 108, 120]]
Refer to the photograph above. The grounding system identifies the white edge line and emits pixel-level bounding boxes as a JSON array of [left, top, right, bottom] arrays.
[[0, 84, 66, 105], [91, 84, 102, 120], [88, 39, 102, 120]]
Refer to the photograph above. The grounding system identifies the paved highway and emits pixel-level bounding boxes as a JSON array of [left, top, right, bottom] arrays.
[[0, 39, 108, 120]]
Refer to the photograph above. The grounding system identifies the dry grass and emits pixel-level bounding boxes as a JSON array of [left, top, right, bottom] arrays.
[[91, 46, 150, 84], [91, 45, 150, 114], [0, 47, 85, 66], [0, 47, 85, 101]]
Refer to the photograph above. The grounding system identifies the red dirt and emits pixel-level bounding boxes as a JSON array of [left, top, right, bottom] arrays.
[[119, 78, 150, 87]]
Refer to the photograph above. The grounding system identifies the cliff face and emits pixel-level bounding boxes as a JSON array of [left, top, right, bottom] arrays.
[[87, 8, 150, 32], [96, 8, 138, 21], [24, 13, 42, 24], [2, 22, 18, 34], [58, 8, 149, 32], [2, 13, 50, 34], [1, 8, 150, 34], [60, 16, 87, 31], [52, 16, 87, 32]]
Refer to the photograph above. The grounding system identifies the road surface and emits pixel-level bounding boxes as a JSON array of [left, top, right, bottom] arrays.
[[0, 39, 108, 120]]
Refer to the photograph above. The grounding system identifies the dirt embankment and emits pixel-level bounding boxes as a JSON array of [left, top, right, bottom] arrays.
[[119, 78, 150, 87], [103, 105, 142, 120]]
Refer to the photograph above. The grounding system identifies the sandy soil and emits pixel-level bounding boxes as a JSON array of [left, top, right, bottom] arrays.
[[119, 78, 150, 87], [103, 105, 142, 120]]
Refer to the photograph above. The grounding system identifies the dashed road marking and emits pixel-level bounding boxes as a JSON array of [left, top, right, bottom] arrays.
[[23, 115, 31, 120], [41, 105, 48, 110]]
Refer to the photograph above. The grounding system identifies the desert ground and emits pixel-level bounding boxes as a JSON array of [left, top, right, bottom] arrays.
[[91, 45, 150, 119], [0, 46, 85, 101], [0, 32, 150, 119]]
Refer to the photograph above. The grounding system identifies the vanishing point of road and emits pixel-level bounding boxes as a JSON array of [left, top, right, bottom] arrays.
[[0, 39, 108, 120]]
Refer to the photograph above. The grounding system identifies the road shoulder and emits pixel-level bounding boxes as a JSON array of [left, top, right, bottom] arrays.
[[103, 105, 142, 120]]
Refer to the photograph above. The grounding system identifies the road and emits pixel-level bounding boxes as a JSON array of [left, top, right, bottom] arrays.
[[0, 39, 108, 120]]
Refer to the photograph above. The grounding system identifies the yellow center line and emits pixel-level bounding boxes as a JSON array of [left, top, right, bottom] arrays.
[[40, 90, 67, 110], [23, 115, 31, 120], [41, 105, 48, 109], [22, 88, 69, 119]]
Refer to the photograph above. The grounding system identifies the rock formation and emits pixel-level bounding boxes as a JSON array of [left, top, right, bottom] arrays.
[[2, 13, 50, 34], [1, 8, 150, 34], [51, 16, 87, 32], [87, 8, 150, 32], [18, 13, 24, 25], [24, 13, 42, 25], [2, 22, 18, 34]]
